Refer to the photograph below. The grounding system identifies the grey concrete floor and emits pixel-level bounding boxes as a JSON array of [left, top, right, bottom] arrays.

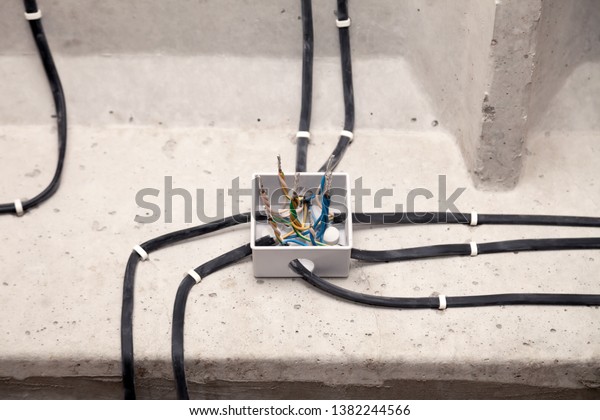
[[0, 124, 599, 398]]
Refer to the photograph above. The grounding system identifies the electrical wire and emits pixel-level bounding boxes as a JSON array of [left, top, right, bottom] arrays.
[[121, 213, 255, 400], [318, 0, 354, 172], [124, 209, 600, 398], [289, 259, 600, 309], [351, 212, 600, 227], [0, 0, 67, 215], [172, 236, 275, 400], [351, 237, 600, 262], [295, 0, 314, 173]]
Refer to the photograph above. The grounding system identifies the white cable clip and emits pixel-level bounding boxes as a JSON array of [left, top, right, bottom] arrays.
[[296, 131, 311, 140], [24, 10, 42, 21], [470, 211, 478, 226], [14, 199, 24, 217], [340, 130, 354, 142], [133, 245, 149, 261], [438, 295, 447, 310], [469, 242, 478, 257], [336, 18, 351, 28], [187, 269, 201, 284]]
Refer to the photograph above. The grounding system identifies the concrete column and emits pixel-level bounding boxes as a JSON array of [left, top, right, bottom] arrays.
[[472, 0, 542, 189]]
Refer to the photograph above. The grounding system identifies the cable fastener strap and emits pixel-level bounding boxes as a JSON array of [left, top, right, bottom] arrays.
[[14, 199, 24, 217], [24, 10, 42, 20], [296, 131, 311, 140], [133, 245, 149, 261], [438, 295, 447, 310], [470, 242, 478, 257], [470, 211, 478, 226], [336, 18, 351, 28], [340, 130, 354, 142], [188, 269, 201, 284]]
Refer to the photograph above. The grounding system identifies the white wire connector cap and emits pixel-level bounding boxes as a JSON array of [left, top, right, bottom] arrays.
[[24, 10, 42, 20], [340, 130, 354, 142], [187, 269, 201, 284], [14, 199, 24, 217], [296, 131, 311, 140], [133, 245, 149, 261], [438, 295, 447, 310], [470, 211, 478, 226], [470, 242, 478, 257], [336, 18, 351, 28]]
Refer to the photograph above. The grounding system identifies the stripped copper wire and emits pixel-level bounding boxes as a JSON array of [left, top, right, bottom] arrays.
[[258, 176, 283, 243], [277, 155, 290, 199], [324, 155, 335, 196]]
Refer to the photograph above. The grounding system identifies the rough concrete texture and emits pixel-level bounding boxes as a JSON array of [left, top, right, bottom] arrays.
[[1, 0, 599, 399], [5, 0, 598, 189], [529, 0, 600, 133], [3, 1, 599, 188], [1, 126, 599, 399], [473, 0, 541, 188]]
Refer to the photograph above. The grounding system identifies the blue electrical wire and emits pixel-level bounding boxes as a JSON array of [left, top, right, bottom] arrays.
[[317, 194, 331, 241]]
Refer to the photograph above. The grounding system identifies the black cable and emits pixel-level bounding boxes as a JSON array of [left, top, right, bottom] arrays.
[[172, 236, 275, 400], [351, 212, 600, 227], [121, 213, 254, 400], [124, 209, 600, 398], [318, 0, 354, 172], [352, 237, 600, 262], [352, 243, 468, 263], [171, 276, 195, 400], [259, 211, 600, 228], [476, 213, 600, 227], [289, 260, 600, 309], [295, 0, 314, 173], [0, 0, 67, 215]]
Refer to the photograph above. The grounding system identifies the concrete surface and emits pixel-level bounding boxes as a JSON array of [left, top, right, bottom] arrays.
[[4, 1, 600, 189], [0, 0, 599, 399], [472, 0, 540, 188]]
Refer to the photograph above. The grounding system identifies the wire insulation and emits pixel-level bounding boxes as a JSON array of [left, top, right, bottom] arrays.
[[318, 0, 354, 172], [125, 210, 600, 398], [295, 0, 314, 173], [352, 237, 600, 263], [0, 0, 67, 215], [172, 236, 275, 400], [289, 260, 600, 309], [121, 213, 253, 399], [351, 212, 600, 227]]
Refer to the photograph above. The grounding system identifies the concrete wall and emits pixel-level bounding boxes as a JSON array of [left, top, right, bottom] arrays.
[[529, 0, 600, 133], [0, 0, 598, 184]]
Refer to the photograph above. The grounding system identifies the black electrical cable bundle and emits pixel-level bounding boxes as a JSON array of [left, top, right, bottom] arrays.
[[124, 210, 600, 398], [169, 234, 600, 400], [351, 237, 600, 262], [318, 0, 355, 172], [351, 212, 600, 227], [172, 236, 275, 400], [121, 213, 255, 399], [0, 0, 67, 215], [295, 0, 314, 173], [325, 211, 600, 228], [289, 259, 600, 309]]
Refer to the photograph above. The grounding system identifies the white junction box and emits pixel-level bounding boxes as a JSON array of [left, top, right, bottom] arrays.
[[251, 172, 352, 277]]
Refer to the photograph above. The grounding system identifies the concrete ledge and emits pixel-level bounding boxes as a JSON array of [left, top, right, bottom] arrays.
[[1, 126, 599, 398], [2, 377, 598, 400]]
